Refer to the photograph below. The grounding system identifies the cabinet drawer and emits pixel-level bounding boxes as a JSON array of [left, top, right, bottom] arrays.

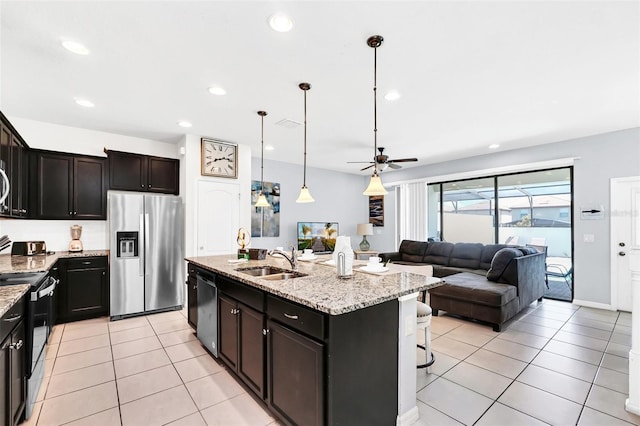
[[217, 276, 264, 312], [1, 295, 25, 342], [66, 256, 107, 270], [267, 295, 325, 341]]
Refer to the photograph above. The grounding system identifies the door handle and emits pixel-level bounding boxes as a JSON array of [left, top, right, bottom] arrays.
[[9, 340, 23, 350], [619, 251, 626, 256]]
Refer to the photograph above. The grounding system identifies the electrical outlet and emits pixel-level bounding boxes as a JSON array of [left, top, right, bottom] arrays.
[[584, 234, 595, 243], [404, 316, 414, 336]]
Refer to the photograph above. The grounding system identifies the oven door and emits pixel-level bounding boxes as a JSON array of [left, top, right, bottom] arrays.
[[29, 276, 57, 375]]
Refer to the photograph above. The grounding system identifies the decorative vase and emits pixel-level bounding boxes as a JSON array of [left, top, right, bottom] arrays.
[[359, 235, 370, 251]]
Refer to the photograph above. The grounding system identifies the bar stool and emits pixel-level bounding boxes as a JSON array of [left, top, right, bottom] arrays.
[[417, 301, 435, 372]]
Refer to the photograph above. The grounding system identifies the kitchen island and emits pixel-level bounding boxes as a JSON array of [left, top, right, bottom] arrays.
[[186, 254, 442, 426]]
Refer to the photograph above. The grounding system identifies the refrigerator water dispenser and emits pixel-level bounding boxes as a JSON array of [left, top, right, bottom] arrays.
[[116, 231, 138, 258]]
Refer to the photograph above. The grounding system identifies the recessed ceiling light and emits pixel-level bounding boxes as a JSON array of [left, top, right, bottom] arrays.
[[488, 144, 500, 149], [265, 144, 275, 151], [268, 13, 293, 32], [61, 39, 90, 55], [208, 86, 226, 96], [74, 98, 94, 108], [177, 121, 192, 128], [384, 90, 401, 101]]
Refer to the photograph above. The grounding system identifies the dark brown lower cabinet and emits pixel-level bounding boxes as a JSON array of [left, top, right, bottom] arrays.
[[267, 319, 324, 426], [57, 257, 109, 323], [1, 297, 26, 426], [218, 293, 265, 398]]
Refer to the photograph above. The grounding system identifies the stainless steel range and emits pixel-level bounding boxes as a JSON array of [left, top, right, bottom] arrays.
[[0, 271, 58, 420]]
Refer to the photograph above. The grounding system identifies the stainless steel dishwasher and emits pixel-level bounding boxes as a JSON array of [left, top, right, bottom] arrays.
[[196, 270, 218, 357]]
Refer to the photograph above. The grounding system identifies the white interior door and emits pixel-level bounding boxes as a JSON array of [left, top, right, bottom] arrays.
[[611, 176, 640, 312], [197, 180, 240, 256]]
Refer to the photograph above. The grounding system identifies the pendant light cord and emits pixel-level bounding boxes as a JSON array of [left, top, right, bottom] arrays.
[[373, 42, 378, 177], [303, 87, 308, 186], [258, 111, 267, 196]]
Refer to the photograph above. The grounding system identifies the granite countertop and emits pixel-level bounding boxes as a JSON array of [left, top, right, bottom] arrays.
[[0, 284, 30, 317], [0, 250, 110, 274], [185, 254, 442, 315]]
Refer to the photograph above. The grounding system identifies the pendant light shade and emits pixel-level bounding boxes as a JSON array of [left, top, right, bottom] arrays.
[[296, 82, 315, 203], [363, 35, 388, 196], [255, 110, 271, 208]]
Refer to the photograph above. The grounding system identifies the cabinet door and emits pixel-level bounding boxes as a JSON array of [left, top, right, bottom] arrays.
[[37, 153, 73, 219], [64, 266, 108, 321], [9, 136, 22, 217], [74, 157, 106, 219], [9, 320, 25, 426], [238, 302, 265, 398], [0, 123, 12, 216], [0, 336, 8, 425], [267, 319, 324, 426], [218, 294, 238, 370], [147, 157, 179, 194], [108, 151, 147, 191], [187, 276, 198, 330]]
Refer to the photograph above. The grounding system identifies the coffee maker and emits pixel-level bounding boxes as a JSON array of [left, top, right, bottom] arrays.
[[69, 225, 83, 252]]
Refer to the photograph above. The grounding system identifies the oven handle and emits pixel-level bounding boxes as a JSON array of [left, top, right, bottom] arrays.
[[34, 277, 58, 300]]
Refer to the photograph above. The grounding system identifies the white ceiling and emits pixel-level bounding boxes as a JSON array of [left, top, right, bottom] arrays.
[[1, 1, 638, 175]]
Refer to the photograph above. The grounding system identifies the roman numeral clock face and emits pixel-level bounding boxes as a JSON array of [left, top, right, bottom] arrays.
[[201, 139, 238, 178]]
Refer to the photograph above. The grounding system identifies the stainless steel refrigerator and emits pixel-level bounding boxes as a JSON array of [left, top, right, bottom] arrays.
[[108, 191, 184, 319]]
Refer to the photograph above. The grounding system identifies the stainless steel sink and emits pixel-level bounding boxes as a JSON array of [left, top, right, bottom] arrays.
[[262, 272, 307, 280], [236, 266, 306, 280]]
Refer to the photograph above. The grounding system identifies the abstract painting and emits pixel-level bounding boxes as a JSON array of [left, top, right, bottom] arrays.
[[369, 195, 384, 227], [251, 180, 280, 237]]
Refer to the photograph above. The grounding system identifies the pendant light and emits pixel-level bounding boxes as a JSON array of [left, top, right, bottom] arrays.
[[296, 82, 315, 203], [363, 35, 389, 196], [255, 110, 271, 208]]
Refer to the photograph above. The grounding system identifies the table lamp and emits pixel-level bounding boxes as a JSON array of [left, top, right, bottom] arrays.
[[357, 223, 374, 251]]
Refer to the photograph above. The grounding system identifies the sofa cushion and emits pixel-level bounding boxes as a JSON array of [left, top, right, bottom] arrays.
[[479, 244, 511, 270], [430, 272, 517, 307], [518, 246, 539, 255], [399, 240, 429, 263], [423, 241, 454, 265], [486, 248, 521, 282], [433, 265, 486, 278], [449, 243, 484, 269]]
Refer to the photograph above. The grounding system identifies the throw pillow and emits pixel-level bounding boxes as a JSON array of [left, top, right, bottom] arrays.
[[486, 248, 521, 281]]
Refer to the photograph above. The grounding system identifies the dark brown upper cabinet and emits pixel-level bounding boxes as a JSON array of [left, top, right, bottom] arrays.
[[0, 112, 30, 218], [106, 149, 179, 195], [31, 150, 107, 220]]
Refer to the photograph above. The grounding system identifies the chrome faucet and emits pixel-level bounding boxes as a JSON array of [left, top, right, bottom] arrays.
[[268, 245, 298, 270]]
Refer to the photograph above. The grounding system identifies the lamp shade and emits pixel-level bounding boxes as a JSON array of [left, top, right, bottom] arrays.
[[357, 223, 373, 236], [363, 174, 388, 196], [255, 193, 270, 207], [296, 186, 314, 203]]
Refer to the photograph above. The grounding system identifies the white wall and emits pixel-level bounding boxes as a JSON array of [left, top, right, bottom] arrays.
[[1, 117, 181, 250], [250, 158, 373, 251], [379, 127, 640, 307]]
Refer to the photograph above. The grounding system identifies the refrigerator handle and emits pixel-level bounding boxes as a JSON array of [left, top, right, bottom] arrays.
[[144, 213, 150, 276], [139, 213, 145, 276]]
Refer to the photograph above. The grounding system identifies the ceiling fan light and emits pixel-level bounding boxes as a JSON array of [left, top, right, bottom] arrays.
[[296, 186, 314, 203], [363, 174, 388, 196], [255, 193, 270, 207]]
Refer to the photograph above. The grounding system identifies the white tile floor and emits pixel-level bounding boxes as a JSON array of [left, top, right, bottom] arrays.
[[18, 300, 639, 426]]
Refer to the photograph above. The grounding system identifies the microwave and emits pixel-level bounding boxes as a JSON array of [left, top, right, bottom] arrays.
[[11, 241, 47, 256]]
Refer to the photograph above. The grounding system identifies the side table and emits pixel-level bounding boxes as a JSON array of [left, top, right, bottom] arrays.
[[353, 249, 379, 260]]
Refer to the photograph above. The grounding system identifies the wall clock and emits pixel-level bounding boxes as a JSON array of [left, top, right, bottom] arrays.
[[201, 138, 238, 178]]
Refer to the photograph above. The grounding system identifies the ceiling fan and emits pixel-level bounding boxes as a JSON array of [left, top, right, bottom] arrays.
[[348, 147, 418, 172]]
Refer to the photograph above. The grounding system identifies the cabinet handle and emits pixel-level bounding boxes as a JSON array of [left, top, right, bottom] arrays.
[[102, 271, 106, 276], [141, 184, 144, 188], [20, 209, 26, 214], [148, 184, 151, 188], [11, 209, 19, 213], [82, 261, 92, 265], [9, 340, 23, 350], [2, 314, 21, 323], [262, 329, 269, 335], [193, 285, 197, 290], [283, 313, 299, 320], [69, 211, 72, 215], [231, 308, 240, 315]]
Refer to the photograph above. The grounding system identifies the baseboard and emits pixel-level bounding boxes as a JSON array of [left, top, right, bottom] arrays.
[[571, 299, 615, 311], [396, 406, 419, 426]]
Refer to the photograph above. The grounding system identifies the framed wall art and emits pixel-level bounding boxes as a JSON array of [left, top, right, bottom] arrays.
[[369, 195, 384, 227]]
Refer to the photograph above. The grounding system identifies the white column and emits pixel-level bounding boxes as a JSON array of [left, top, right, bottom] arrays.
[[627, 249, 640, 415], [397, 293, 419, 425]]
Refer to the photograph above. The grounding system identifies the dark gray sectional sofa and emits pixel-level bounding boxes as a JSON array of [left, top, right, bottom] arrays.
[[379, 240, 546, 331]]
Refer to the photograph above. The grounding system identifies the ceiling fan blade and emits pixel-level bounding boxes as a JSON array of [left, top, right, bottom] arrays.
[[347, 161, 375, 164], [387, 158, 418, 163], [360, 164, 375, 171], [388, 163, 402, 169]]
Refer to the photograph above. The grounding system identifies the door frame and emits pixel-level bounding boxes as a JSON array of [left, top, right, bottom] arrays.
[[610, 176, 640, 311]]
